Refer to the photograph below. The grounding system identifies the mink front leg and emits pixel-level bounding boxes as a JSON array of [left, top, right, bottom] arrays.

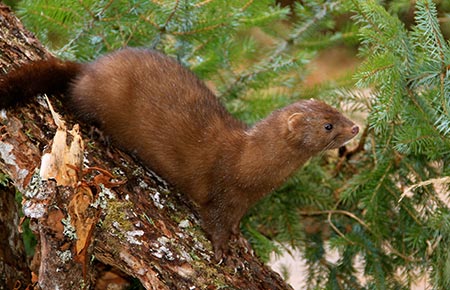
[[199, 195, 249, 261]]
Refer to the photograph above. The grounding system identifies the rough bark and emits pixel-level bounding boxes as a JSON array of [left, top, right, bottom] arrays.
[[0, 4, 293, 290], [0, 184, 31, 289]]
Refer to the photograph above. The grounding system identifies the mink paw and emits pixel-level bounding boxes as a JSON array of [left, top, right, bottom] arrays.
[[213, 247, 245, 270], [231, 234, 254, 256], [214, 248, 224, 264]]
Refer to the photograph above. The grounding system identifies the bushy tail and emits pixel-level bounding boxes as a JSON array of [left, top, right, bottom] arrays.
[[0, 58, 82, 108]]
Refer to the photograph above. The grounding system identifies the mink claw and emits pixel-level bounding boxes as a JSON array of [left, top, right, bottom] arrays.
[[213, 247, 224, 265], [234, 235, 254, 256]]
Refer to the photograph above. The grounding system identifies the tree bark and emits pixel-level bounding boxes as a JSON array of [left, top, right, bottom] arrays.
[[0, 4, 293, 290], [0, 184, 31, 289]]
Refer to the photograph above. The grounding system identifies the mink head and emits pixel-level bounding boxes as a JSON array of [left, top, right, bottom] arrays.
[[285, 99, 359, 153]]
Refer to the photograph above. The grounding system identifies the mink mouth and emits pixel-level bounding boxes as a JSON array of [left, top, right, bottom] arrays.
[[322, 138, 340, 151], [323, 134, 354, 151], [341, 138, 353, 146]]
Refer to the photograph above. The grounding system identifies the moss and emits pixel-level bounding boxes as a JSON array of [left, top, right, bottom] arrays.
[[24, 128, 34, 139], [101, 200, 134, 237], [86, 141, 96, 150], [141, 213, 154, 226], [189, 258, 222, 283]]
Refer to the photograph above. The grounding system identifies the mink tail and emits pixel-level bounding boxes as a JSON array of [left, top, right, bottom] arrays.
[[0, 58, 82, 108]]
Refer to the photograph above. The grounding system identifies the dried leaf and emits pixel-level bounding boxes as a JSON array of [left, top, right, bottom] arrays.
[[68, 185, 96, 255], [39, 97, 84, 186]]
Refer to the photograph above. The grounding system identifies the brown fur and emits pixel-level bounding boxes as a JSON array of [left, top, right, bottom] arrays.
[[0, 48, 359, 260], [0, 58, 81, 107]]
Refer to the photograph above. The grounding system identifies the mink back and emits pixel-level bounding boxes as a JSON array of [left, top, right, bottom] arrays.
[[69, 48, 246, 201]]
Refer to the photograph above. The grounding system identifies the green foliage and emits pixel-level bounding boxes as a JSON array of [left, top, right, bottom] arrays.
[[335, 0, 450, 289], [12, 0, 450, 288]]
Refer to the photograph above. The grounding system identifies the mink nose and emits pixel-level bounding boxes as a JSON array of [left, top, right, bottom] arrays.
[[351, 125, 359, 135]]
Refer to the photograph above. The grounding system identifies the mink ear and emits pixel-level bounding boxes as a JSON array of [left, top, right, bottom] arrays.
[[287, 112, 304, 132]]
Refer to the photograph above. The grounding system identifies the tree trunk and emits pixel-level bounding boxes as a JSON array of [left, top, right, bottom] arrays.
[[0, 4, 293, 290]]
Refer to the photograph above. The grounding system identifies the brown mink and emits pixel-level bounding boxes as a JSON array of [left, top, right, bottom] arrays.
[[0, 48, 359, 260]]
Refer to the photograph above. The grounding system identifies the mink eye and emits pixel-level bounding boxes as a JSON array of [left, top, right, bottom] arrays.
[[324, 123, 333, 131]]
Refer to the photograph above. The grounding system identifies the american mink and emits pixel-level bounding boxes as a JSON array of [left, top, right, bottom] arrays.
[[0, 48, 359, 260]]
